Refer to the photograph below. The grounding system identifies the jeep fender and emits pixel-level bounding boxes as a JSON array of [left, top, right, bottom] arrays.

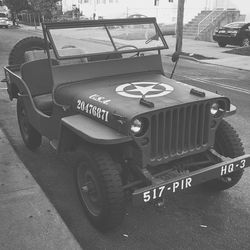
[[57, 114, 132, 152]]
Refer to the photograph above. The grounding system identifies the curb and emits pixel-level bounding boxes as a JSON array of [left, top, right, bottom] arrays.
[[166, 53, 250, 72], [0, 128, 82, 250]]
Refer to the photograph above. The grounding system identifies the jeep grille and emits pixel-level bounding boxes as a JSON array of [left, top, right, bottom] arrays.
[[150, 102, 211, 162]]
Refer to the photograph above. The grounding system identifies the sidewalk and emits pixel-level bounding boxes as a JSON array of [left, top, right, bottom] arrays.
[[0, 129, 82, 250], [19, 24, 250, 71], [165, 36, 250, 71]]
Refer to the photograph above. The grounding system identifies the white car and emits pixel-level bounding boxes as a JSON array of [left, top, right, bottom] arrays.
[[0, 13, 11, 28]]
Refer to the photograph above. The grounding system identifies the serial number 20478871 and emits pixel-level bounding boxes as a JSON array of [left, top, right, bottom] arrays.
[[76, 99, 109, 122]]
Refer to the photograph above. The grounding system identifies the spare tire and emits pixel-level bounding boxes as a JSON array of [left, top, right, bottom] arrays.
[[8, 36, 47, 65]]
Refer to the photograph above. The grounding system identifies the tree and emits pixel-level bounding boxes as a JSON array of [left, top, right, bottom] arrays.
[[4, 0, 30, 13], [28, 0, 60, 20]]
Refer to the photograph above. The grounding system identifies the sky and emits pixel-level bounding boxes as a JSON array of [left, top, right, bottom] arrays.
[[229, 0, 250, 21]]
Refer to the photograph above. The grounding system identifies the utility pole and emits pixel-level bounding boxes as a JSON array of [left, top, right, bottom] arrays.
[[170, 0, 185, 78], [175, 0, 185, 53]]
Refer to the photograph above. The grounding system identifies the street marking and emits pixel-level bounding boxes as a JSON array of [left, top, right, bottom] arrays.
[[195, 77, 250, 95], [176, 74, 250, 95]]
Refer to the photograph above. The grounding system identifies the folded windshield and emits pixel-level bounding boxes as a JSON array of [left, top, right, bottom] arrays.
[[44, 18, 168, 59]]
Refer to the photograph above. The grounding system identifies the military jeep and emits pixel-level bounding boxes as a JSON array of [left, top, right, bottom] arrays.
[[4, 18, 250, 231]]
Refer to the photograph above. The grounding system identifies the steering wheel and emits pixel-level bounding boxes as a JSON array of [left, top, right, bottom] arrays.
[[116, 45, 140, 57], [105, 45, 139, 60]]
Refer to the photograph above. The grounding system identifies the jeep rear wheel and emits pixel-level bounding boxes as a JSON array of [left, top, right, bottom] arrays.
[[75, 149, 125, 231], [205, 120, 244, 190], [17, 98, 42, 150], [8, 36, 46, 65]]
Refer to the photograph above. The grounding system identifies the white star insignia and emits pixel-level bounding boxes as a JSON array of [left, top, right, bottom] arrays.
[[127, 84, 162, 96]]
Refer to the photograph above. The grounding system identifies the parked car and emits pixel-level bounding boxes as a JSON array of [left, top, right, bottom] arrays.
[[213, 22, 250, 47], [79, 15, 89, 20], [128, 14, 148, 19], [0, 12, 11, 28], [4, 18, 250, 231]]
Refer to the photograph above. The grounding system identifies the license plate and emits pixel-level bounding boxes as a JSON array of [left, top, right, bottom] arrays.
[[142, 177, 192, 202], [133, 155, 250, 205]]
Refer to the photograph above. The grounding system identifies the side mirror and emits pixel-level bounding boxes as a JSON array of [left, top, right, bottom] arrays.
[[172, 52, 180, 63]]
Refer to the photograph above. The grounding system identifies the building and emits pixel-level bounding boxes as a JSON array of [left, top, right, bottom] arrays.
[[64, 0, 178, 23], [62, 0, 79, 13], [61, 0, 250, 23]]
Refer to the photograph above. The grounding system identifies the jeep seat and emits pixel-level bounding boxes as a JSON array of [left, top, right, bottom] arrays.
[[24, 48, 88, 65], [22, 48, 88, 115], [33, 93, 53, 116], [21, 58, 54, 115]]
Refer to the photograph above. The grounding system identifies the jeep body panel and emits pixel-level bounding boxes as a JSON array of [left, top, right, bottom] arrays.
[[60, 114, 132, 146]]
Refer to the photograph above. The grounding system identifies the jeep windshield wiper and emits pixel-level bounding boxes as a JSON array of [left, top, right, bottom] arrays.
[[145, 34, 159, 44]]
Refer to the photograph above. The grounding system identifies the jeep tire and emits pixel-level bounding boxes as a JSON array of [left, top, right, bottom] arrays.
[[75, 149, 125, 231], [17, 98, 42, 150], [8, 36, 46, 65], [205, 120, 244, 190]]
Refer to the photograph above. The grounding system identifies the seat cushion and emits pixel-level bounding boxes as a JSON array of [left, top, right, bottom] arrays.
[[25, 48, 88, 65], [33, 93, 53, 115]]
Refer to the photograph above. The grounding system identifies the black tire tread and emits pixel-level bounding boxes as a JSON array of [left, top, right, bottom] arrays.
[[241, 37, 250, 47], [17, 98, 42, 150], [207, 120, 244, 190], [218, 41, 226, 47], [8, 36, 45, 65], [76, 149, 125, 231]]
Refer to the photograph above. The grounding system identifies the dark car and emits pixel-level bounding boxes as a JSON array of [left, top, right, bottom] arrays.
[[213, 22, 250, 47]]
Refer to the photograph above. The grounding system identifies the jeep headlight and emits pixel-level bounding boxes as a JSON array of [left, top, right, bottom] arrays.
[[131, 119, 142, 134], [210, 102, 219, 115]]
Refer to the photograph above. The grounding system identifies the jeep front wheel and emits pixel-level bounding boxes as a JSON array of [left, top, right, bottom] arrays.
[[205, 120, 244, 190], [17, 98, 42, 150], [75, 150, 125, 231]]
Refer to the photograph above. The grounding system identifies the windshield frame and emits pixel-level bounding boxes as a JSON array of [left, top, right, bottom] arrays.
[[42, 18, 169, 60]]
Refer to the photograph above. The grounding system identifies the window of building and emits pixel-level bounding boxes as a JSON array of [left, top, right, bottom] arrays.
[[84, 0, 89, 3], [102, 0, 106, 4], [97, 0, 100, 3], [109, 0, 113, 3]]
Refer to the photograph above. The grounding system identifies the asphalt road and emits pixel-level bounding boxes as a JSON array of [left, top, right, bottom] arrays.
[[1, 27, 250, 250]]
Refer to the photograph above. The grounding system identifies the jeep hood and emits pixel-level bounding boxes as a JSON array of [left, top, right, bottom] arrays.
[[54, 72, 223, 120]]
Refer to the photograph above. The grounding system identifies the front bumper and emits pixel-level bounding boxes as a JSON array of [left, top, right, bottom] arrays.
[[0, 22, 10, 27], [132, 154, 250, 206], [213, 34, 239, 44]]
